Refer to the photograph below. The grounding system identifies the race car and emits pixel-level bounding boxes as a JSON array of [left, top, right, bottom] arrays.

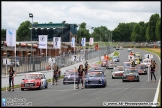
[[142, 58, 152, 68], [101, 59, 108, 67], [106, 61, 117, 69], [122, 67, 140, 82], [116, 46, 119, 50], [135, 52, 142, 61], [123, 62, 131, 70], [132, 57, 140, 65], [119, 46, 123, 50], [112, 56, 120, 62], [84, 71, 107, 88], [136, 64, 147, 75], [112, 66, 124, 79], [128, 48, 132, 52], [63, 69, 78, 84], [20, 73, 48, 91]]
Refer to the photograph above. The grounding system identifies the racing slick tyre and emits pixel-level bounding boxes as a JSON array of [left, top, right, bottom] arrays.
[[122, 79, 125, 82], [38, 84, 42, 90], [137, 79, 140, 82], [45, 82, 48, 88], [21, 88, 24, 91], [112, 76, 114, 79], [85, 85, 87, 88], [63, 82, 66, 85]]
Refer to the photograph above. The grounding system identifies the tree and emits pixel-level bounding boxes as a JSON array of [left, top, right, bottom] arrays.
[[131, 23, 141, 42], [1, 29, 6, 41], [145, 13, 160, 41], [77, 22, 90, 43], [48, 22, 53, 24], [16, 20, 31, 41], [155, 18, 161, 40]]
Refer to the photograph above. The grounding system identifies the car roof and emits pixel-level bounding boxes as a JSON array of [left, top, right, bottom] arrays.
[[115, 66, 123, 68], [26, 72, 43, 75], [124, 62, 131, 63], [66, 69, 75, 72], [125, 67, 137, 70]]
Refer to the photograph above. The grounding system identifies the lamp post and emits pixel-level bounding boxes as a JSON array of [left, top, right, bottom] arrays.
[[29, 13, 34, 71], [61, 21, 66, 66]]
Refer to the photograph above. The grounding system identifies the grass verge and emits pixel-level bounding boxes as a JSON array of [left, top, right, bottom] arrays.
[[138, 48, 161, 107], [1, 75, 64, 91], [96, 51, 119, 64]]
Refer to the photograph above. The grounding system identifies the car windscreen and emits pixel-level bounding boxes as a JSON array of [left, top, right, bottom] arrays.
[[66, 71, 77, 75], [124, 69, 137, 73], [138, 65, 146, 69], [114, 67, 123, 71], [87, 72, 103, 77], [124, 63, 131, 66], [25, 74, 40, 79], [113, 57, 118, 59]]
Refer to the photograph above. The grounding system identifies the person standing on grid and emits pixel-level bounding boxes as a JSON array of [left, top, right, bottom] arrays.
[[8, 66, 16, 91], [150, 62, 156, 82]]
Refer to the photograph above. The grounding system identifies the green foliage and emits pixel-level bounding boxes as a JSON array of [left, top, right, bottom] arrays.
[[77, 22, 90, 43], [16, 20, 31, 41], [1, 29, 6, 40], [155, 18, 161, 40], [146, 13, 160, 41], [131, 23, 141, 42]]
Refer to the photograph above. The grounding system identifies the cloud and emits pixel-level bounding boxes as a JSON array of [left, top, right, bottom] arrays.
[[2, 1, 161, 31]]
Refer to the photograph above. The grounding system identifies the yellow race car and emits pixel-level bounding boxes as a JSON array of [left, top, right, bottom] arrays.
[[131, 58, 140, 65]]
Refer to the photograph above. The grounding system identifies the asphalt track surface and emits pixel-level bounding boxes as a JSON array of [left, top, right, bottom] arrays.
[[2, 48, 160, 107]]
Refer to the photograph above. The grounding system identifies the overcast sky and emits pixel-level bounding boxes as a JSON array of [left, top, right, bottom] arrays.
[[2, 1, 161, 31]]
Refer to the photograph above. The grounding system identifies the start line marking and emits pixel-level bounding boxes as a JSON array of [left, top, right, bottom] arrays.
[[2, 88, 156, 93]]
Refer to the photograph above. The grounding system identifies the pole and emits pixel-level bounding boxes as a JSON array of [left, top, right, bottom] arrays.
[[74, 44, 76, 90], [148, 61, 149, 82], [15, 46, 16, 76], [6, 56, 7, 91], [51, 61, 53, 85]]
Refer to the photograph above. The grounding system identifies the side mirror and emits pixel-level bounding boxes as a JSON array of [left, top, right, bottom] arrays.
[[22, 79, 24, 80]]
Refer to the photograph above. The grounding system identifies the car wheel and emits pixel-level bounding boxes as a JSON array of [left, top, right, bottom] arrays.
[[63, 82, 66, 85], [122, 79, 125, 82], [45, 82, 48, 88], [21, 88, 24, 91], [112, 75, 114, 79], [85, 85, 87, 88], [137, 79, 140, 82], [38, 84, 41, 90]]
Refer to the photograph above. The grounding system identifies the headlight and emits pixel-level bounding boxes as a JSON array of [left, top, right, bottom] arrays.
[[85, 79, 88, 82], [34, 81, 37, 85], [100, 79, 102, 81]]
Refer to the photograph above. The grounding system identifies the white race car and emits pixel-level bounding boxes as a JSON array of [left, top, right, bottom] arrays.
[[142, 59, 152, 67]]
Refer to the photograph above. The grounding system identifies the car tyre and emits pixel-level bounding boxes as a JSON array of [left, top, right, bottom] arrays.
[[63, 82, 66, 85], [45, 82, 48, 88], [112, 76, 114, 79], [38, 84, 41, 90], [85, 85, 87, 88], [21, 88, 24, 91], [122, 79, 125, 82], [137, 79, 140, 82]]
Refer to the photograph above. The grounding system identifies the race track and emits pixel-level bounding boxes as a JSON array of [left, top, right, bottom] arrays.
[[2, 48, 161, 107]]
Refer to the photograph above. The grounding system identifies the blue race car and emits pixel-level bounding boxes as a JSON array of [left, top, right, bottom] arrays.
[[112, 56, 120, 62], [84, 71, 107, 88]]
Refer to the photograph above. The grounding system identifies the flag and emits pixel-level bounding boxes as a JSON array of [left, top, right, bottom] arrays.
[[53, 37, 61, 49], [81, 38, 86, 46], [6, 30, 16, 47], [38, 35, 47, 49], [89, 38, 94, 45], [71, 37, 75, 47]]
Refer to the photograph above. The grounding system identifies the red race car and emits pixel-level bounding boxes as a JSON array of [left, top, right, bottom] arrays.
[[101, 59, 108, 67], [20, 72, 48, 91]]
